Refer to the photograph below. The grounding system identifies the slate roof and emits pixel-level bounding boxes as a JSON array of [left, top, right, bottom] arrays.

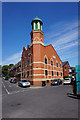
[[62, 61, 68, 66]]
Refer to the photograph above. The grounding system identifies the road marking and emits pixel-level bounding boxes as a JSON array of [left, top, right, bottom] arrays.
[[9, 89, 30, 95], [8, 85, 62, 95], [2, 81, 10, 95], [5, 89, 10, 94], [2, 82, 5, 88], [3, 85, 5, 88]]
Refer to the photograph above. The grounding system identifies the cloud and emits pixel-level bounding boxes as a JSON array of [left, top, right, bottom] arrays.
[[58, 50, 78, 66], [54, 30, 78, 47], [45, 20, 78, 40], [61, 51, 78, 59], [45, 20, 78, 50], [45, 20, 78, 66], [46, 21, 78, 48], [56, 41, 78, 50], [2, 51, 22, 65]]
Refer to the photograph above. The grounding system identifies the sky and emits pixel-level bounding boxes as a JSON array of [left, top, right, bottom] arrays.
[[2, 2, 78, 67]]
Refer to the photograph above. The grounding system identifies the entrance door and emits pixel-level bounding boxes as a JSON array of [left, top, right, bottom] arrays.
[[42, 81, 46, 86]]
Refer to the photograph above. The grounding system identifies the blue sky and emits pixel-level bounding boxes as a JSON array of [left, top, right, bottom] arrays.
[[2, 2, 78, 67]]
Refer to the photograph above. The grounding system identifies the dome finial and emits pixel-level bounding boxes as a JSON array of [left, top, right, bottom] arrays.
[[36, 16, 37, 18]]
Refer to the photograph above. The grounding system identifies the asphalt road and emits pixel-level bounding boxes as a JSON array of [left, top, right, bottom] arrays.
[[0, 78, 2, 120], [2, 78, 78, 118]]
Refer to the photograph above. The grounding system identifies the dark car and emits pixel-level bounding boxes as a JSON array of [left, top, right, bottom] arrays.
[[58, 79, 62, 85], [51, 79, 59, 86], [5, 77, 8, 80], [10, 79, 17, 83]]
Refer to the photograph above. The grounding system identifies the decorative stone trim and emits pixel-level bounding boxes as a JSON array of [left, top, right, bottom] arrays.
[[30, 29, 44, 35], [31, 41, 44, 46]]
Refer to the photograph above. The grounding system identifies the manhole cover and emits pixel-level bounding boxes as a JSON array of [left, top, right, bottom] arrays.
[[11, 103, 21, 107], [17, 103, 21, 106]]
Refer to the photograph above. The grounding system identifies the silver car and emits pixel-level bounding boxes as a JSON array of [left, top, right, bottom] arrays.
[[18, 80, 30, 87], [63, 78, 71, 85]]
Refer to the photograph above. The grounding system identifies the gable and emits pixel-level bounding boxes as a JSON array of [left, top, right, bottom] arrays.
[[43, 44, 62, 63]]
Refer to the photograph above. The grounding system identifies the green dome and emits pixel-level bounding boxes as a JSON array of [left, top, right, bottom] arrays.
[[31, 16, 43, 25], [44, 44, 47, 46], [33, 17, 42, 22]]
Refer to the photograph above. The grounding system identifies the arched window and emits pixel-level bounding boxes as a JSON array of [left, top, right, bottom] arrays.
[[27, 60, 29, 65], [56, 63, 58, 67], [65, 67, 67, 71], [35, 22, 38, 29], [57, 72, 59, 76], [27, 71, 29, 77], [61, 72, 62, 76], [51, 71, 54, 76], [45, 58, 47, 64], [45, 70, 48, 76], [24, 72, 25, 78], [60, 64, 61, 68], [44, 55, 48, 64], [51, 61, 53, 66]]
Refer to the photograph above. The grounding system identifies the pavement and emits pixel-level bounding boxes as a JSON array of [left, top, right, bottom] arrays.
[[1, 78, 79, 118]]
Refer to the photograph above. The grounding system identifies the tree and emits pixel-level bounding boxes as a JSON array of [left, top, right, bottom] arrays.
[[63, 76, 72, 79], [2, 65, 9, 77], [0, 65, 2, 77], [9, 64, 14, 69], [2, 64, 14, 78]]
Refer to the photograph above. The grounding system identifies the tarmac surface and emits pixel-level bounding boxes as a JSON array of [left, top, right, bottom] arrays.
[[2, 78, 79, 118]]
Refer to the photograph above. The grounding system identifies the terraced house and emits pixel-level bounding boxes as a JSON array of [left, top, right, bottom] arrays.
[[21, 17, 63, 86], [9, 61, 21, 81]]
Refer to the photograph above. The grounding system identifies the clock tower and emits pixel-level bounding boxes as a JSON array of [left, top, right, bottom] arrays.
[[30, 16, 44, 46]]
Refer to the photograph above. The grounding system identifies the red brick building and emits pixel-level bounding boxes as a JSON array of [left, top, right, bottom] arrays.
[[21, 17, 63, 85], [69, 67, 76, 77], [62, 61, 70, 77], [9, 61, 21, 81]]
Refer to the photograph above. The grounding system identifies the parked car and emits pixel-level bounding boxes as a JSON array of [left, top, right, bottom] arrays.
[[63, 78, 71, 85], [5, 77, 8, 80], [3, 77, 5, 80], [10, 78, 17, 83], [18, 80, 30, 87], [51, 79, 59, 86], [58, 79, 62, 85]]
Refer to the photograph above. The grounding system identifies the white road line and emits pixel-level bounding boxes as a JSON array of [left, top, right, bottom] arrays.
[[5, 89, 10, 94], [9, 89, 31, 95], [2, 82, 10, 95], [2, 82, 5, 88], [3, 85, 5, 88]]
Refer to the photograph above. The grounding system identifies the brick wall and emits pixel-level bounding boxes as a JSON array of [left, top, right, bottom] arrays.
[[63, 62, 70, 76], [21, 22, 63, 86]]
